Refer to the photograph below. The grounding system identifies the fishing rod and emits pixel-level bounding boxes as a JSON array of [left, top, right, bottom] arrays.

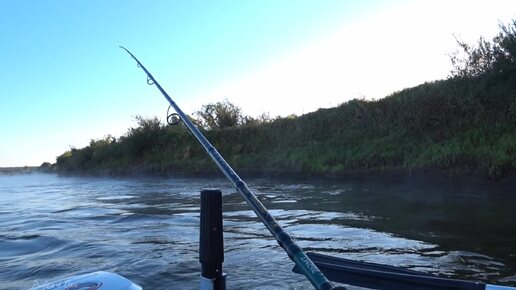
[[119, 46, 344, 290]]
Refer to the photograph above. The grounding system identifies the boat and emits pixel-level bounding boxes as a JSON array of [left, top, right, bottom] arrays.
[[293, 252, 516, 290], [30, 271, 141, 290]]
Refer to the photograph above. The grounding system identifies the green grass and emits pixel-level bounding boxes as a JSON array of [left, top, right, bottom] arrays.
[[54, 76, 515, 180]]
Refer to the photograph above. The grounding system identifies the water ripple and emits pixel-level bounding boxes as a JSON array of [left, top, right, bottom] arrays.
[[0, 173, 514, 289]]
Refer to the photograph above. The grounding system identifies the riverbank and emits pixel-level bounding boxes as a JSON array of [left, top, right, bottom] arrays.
[[53, 23, 516, 180], [53, 76, 515, 181]]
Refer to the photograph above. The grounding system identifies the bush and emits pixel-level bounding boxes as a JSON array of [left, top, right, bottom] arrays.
[[195, 99, 245, 130]]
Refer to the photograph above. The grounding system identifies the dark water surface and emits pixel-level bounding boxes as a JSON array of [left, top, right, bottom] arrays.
[[0, 173, 514, 289]]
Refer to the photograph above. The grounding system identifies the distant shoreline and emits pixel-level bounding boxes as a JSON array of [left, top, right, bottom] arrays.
[[0, 166, 43, 174]]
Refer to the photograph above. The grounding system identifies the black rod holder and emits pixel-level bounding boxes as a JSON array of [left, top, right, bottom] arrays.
[[199, 189, 226, 290]]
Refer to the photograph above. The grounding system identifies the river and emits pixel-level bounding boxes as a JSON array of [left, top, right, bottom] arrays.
[[0, 172, 514, 289]]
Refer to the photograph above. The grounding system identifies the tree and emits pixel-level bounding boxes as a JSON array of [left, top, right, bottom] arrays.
[[450, 19, 516, 79], [40, 162, 52, 170], [124, 116, 165, 155], [195, 99, 245, 130]]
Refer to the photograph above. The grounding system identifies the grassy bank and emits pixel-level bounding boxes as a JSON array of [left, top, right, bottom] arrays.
[[55, 22, 516, 180], [54, 74, 515, 180]]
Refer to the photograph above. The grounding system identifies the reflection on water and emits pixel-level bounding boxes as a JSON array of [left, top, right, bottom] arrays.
[[0, 173, 514, 289]]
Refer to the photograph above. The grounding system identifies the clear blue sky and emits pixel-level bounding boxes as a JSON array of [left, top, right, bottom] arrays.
[[1, 0, 515, 167]]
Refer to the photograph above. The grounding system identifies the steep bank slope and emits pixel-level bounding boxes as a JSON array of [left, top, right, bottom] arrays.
[[55, 75, 515, 180]]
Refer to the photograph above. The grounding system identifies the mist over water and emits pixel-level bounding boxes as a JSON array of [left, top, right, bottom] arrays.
[[0, 173, 514, 289]]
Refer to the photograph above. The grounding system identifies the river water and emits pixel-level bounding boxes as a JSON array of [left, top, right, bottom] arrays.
[[0, 172, 514, 289]]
